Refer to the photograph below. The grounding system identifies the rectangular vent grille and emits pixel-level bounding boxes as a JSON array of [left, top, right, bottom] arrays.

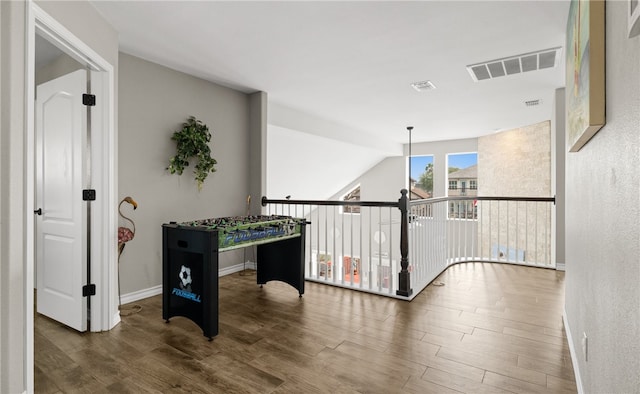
[[466, 47, 562, 82], [411, 80, 437, 92]]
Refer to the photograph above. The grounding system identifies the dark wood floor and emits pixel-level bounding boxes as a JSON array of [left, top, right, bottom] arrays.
[[35, 262, 577, 393]]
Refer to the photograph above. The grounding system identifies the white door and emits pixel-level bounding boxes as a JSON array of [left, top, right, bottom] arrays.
[[35, 69, 88, 332]]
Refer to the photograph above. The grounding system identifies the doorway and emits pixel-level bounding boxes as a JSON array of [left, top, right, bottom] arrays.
[[26, 3, 118, 392]]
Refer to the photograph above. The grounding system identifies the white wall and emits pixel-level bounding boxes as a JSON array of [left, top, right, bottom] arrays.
[[0, 1, 118, 391], [266, 101, 403, 202], [564, 2, 640, 392], [269, 102, 401, 155], [0, 2, 28, 391], [266, 125, 390, 201], [359, 157, 406, 201], [327, 138, 479, 203], [326, 137, 482, 224], [118, 53, 252, 295]]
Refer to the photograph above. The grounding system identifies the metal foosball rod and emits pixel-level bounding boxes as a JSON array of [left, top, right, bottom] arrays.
[[240, 195, 256, 276]]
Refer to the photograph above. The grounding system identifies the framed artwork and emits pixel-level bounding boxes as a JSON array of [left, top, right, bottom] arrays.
[[566, 0, 606, 152], [630, 0, 640, 37]]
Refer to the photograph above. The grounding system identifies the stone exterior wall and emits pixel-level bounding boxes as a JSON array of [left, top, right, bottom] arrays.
[[477, 121, 552, 265], [478, 121, 551, 196]]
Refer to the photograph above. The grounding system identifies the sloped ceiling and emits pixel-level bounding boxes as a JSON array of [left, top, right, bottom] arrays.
[[90, 1, 570, 146]]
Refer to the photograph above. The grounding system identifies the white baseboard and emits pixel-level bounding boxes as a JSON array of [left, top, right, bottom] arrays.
[[111, 310, 121, 328], [119, 261, 257, 304], [556, 262, 566, 271], [120, 284, 162, 305], [219, 260, 256, 276], [563, 308, 584, 394]]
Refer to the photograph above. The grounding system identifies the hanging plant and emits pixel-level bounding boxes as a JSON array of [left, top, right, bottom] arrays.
[[167, 116, 217, 190]]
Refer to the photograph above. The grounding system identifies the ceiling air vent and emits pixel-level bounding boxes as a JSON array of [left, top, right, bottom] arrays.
[[524, 99, 541, 107], [410, 80, 437, 92], [466, 47, 562, 82]]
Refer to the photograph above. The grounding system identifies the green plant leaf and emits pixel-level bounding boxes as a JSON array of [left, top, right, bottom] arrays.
[[167, 116, 217, 189]]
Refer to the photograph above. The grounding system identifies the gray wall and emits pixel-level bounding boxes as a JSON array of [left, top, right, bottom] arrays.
[[118, 53, 252, 295], [35, 0, 119, 69], [35, 51, 84, 86], [552, 88, 566, 267], [248, 91, 267, 215], [564, 2, 640, 392]]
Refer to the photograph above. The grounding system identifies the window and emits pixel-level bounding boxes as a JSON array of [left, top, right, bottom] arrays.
[[342, 185, 360, 214], [447, 152, 478, 196], [447, 152, 478, 219], [449, 200, 478, 219], [409, 155, 434, 199]]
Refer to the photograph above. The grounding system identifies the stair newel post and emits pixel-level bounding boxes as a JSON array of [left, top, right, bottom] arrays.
[[396, 189, 413, 297]]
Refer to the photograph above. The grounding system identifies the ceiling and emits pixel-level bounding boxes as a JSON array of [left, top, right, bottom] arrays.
[[90, 1, 570, 145]]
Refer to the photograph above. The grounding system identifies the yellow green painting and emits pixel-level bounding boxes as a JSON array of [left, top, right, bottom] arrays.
[[566, 0, 605, 152]]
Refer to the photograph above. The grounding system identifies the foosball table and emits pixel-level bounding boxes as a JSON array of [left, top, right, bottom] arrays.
[[162, 215, 307, 340]]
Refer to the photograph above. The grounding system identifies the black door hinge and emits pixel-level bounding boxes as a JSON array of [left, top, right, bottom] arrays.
[[82, 284, 96, 297], [82, 189, 96, 201], [82, 94, 96, 106]]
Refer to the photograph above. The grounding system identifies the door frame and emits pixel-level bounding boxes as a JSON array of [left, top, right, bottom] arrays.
[[25, 2, 118, 391]]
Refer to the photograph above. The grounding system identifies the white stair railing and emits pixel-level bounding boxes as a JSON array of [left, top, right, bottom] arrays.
[[261, 194, 407, 298], [408, 196, 555, 297], [262, 194, 555, 300]]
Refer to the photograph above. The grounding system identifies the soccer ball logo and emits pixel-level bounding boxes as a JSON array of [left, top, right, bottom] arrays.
[[178, 265, 192, 290]]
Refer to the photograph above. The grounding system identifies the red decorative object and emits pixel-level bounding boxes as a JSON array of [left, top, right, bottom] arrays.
[[118, 227, 134, 244], [118, 196, 137, 258]]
